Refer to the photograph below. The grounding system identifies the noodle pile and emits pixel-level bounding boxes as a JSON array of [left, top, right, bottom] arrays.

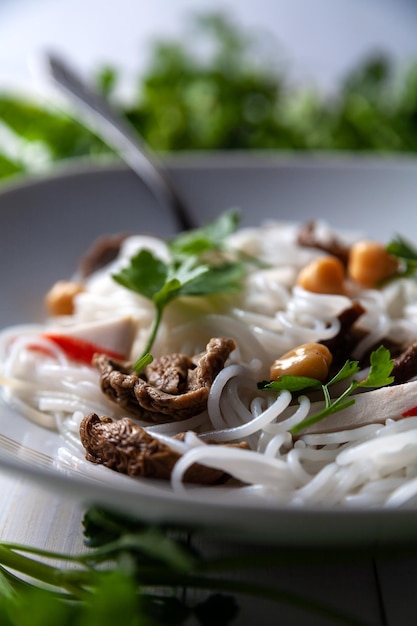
[[2, 220, 417, 508]]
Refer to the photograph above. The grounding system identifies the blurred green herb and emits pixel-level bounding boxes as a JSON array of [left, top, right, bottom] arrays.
[[1, 12, 417, 183], [168, 209, 240, 256], [386, 235, 417, 280], [0, 506, 376, 626]]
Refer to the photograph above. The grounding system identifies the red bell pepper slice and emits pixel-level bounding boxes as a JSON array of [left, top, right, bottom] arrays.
[[42, 333, 126, 365]]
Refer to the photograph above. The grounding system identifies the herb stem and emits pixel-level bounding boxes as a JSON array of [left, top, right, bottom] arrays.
[[133, 569, 370, 626], [0, 542, 86, 563], [138, 305, 163, 364], [290, 397, 356, 435], [0, 545, 91, 599], [0, 532, 376, 626]]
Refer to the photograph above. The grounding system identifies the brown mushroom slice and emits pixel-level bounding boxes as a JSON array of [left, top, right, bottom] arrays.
[[80, 413, 249, 484], [391, 342, 417, 385], [319, 301, 367, 373], [297, 221, 350, 266], [94, 337, 236, 422], [78, 233, 129, 278]]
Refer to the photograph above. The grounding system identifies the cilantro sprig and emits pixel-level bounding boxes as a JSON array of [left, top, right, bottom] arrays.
[[113, 212, 246, 370], [386, 235, 417, 280], [258, 345, 395, 435], [168, 209, 240, 256], [0, 506, 380, 626]]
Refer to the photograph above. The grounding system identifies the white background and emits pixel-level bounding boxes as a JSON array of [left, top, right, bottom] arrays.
[[0, 0, 417, 98]]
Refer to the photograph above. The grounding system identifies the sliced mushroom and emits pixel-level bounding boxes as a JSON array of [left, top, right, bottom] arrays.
[[80, 412, 248, 484], [94, 337, 236, 422], [297, 221, 350, 266], [392, 342, 417, 385]]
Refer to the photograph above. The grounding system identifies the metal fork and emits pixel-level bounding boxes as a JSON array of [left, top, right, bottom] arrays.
[[42, 52, 194, 231]]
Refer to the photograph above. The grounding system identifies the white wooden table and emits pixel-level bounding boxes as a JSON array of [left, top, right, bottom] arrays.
[[2, 469, 414, 625]]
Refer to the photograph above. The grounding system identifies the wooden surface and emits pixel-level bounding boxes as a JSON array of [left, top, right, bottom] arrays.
[[2, 470, 416, 625]]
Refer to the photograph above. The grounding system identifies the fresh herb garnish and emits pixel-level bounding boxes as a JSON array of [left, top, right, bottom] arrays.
[[169, 208, 268, 268], [386, 235, 417, 280], [132, 352, 153, 375], [0, 506, 379, 625], [168, 209, 240, 257], [259, 345, 395, 435], [113, 213, 246, 369], [4, 13, 417, 184]]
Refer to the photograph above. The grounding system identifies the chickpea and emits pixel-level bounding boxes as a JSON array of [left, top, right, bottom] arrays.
[[45, 280, 85, 316], [270, 342, 332, 382], [348, 240, 399, 288], [296, 255, 345, 295]]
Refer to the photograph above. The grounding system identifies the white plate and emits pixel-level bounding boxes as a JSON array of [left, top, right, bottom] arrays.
[[2, 152, 417, 547]]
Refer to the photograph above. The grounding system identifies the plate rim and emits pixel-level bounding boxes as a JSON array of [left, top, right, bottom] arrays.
[[1, 149, 417, 199], [2, 153, 417, 546]]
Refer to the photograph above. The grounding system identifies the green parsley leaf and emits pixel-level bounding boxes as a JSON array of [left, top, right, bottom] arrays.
[[259, 346, 395, 435], [386, 235, 417, 280], [169, 209, 240, 257], [113, 249, 168, 300], [178, 262, 245, 296], [258, 376, 322, 393], [165, 255, 210, 293], [326, 359, 360, 386], [259, 358, 361, 395], [169, 210, 268, 269], [386, 235, 417, 266], [112, 218, 247, 366], [358, 344, 394, 388]]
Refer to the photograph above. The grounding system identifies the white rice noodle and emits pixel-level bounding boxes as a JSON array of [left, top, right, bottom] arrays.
[[3, 222, 417, 508], [275, 287, 349, 345], [146, 412, 210, 436], [203, 388, 292, 443], [385, 476, 417, 507], [171, 444, 295, 493]]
